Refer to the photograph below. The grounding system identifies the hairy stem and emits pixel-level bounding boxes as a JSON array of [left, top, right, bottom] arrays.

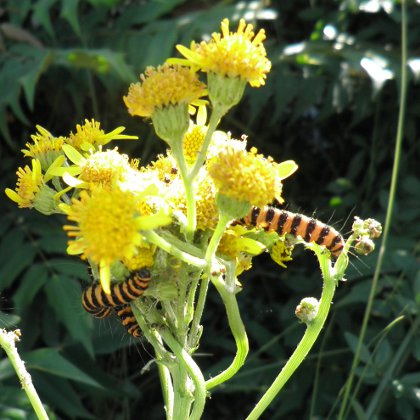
[[0, 329, 49, 420]]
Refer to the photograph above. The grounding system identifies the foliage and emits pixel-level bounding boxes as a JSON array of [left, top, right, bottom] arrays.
[[1, 0, 419, 419]]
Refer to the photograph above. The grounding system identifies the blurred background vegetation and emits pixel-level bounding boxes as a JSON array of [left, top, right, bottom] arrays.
[[1, 0, 419, 419]]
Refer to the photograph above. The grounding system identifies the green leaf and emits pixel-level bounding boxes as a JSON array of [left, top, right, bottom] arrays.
[[44, 275, 94, 356], [32, 373, 94, 419], [32, 0, 57, 38], [12, 264, 49, 309], [344, 332, 371, 364], [23, 348, 102, 388], [0, 231, 37, 291], [19, 50, 54, 110], [60, 0, 82, 38]]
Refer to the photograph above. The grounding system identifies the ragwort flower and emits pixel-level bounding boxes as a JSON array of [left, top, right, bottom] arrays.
[[22, 125, 65, 171], [208, 146, 297, 209], [124, 64, 207, 144], [176, 19, 271, 108], [5, 158, 60, 214], [62, 186, 170, 294], [67, 119, 137, 151]]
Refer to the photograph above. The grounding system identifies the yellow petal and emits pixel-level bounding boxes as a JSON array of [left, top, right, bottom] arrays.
[[63, 144, 85, 165], [5, 188, 22, 204], [278, 160, 298, 180], [99, 262, 111, 295]]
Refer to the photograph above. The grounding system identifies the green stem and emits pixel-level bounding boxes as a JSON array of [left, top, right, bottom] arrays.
[[365, 316, 419, 418], [188, 212, 232, 351], [159, 328, 207, 420], [204, 212, 232, 264], [187, 277, 209, 350], [337, 1, 408, 418], [171, 135, 196, 240], [142, 230, 207, 268], [0, 329, 49, 420], [205, 271, 249, 390], [245, 252, 337, 420], [157, 357, 174, 420]]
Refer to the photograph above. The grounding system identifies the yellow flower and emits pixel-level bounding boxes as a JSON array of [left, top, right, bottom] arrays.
[[51, 145, 133, 191], [176, 19, 271, 88], [208, 146, 292, 208], [123, 64, 207, 118], [22, 125, 65, 171], [67, 119, 137, 151], [123, 244, 156, 271], [183, 106, 208, 163], [5, 159, 43, 208], [5, 158, 61, 214], [62, 186, 170, 293]]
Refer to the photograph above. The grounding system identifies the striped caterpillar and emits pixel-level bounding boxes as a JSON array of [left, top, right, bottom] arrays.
[[82, 268, 151, 314], [243, 206, 344, 257], [82, 268, 151, 338], [87, 304, 141, 338]]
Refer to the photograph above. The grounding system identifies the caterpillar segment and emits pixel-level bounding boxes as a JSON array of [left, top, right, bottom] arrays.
[[243, 206, 344, 257], [115, 305, 142, 338], [81, 268, 151, 313], [89, 306, 113, 319]]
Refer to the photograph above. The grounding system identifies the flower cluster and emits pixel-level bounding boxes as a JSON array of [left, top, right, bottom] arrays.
[[5, 18, 383, 420]]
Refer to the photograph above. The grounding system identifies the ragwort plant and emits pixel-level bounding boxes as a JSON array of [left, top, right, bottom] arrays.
[[2, 19, 382, 420]]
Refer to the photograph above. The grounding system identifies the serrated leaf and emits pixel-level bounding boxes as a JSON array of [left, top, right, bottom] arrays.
[[44, 275, 94, 356], [344, 332, 371, 364], [23, 348, 102, 388]]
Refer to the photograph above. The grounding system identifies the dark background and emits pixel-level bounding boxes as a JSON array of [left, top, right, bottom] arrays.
[[1, 1, 419, 419]]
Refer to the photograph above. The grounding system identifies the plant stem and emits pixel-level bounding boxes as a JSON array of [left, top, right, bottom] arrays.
[[337, 1, 408, 417], [245, 252, 337, 420], [157, 358, 174, 420], [142, 230, 207, 268], [170, 134, 197, 240], [0, 329, 49, 420], [159, 328, 207, 420], [205, 270, 249, 390]]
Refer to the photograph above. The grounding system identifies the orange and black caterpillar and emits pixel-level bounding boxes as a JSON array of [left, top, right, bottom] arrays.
[[115, 305, 142, 338], [82, 268, 151, 315], [86, 305, 141, 337], [243, 206, 344, 257]]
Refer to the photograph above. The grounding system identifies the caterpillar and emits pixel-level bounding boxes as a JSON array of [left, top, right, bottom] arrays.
[[82, 268, 151, 315], [115, 305, 142, 338], [243, 206, 344, 257]]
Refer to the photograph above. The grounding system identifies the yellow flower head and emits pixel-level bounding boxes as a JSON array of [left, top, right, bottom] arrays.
[[177, 18, 271, 88], [79, 148, 131, 187], [144, 153, 179, 184], [22, 125, 65, 171], [123, 244, 156, 271], [183, 124, 207, 164], [62, 186, 144, 293], [5, 159, 43, 208], [208, 146, 287, 208], [123, 64, 207, 118], [67, 119, 137, 151]]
